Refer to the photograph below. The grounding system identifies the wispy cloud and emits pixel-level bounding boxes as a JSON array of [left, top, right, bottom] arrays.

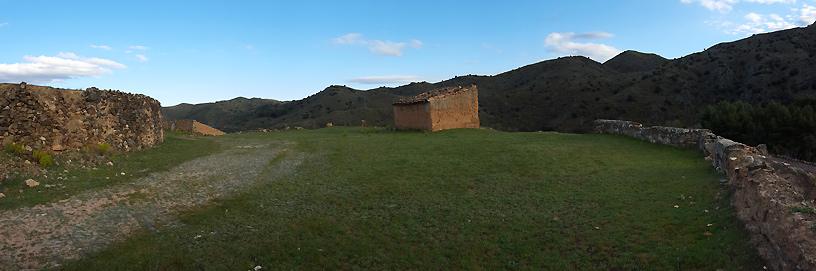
[[801, 4, 816, 25], [348, 75, 421, 84], [0, 52, 126, 83], [90, 44, 113, 50], [128, 45, 149, 51], [680, 0, 795, 13], [710, 3, 815, 35], [332, 33, 423, 57], [0, 22, 8, 28], [544, 32, 621, 62], [135, 54, 149, 62], [730, 12, 797, 34]]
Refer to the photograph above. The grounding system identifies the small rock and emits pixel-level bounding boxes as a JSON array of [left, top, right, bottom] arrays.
[[673, 205, 680, 208], [120, 172, 126, 176], [25, 179, 40, 188], [194, 234, 202, 239], [107, 161, 114, 166], [706, 223, 714, 227], [39, 136, 46, 141], [24, 160, 31, 165], [253, 266, 263, 271], [0, 193, 5, 198], [51, 144, 65, 152], [594, 226, 601, 230]]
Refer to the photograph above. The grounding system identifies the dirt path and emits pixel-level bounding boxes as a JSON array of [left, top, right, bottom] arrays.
[[0, 137, 303, 270]]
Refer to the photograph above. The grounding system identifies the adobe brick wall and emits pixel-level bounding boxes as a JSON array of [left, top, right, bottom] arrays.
[[393, 85, 480, 131], [0, 83, 164, 152], [393, 103, 432, 130], [428, 87, 480, 131], [594, 119, 816, 271]]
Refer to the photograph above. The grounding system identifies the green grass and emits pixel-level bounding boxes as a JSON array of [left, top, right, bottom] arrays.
[[63, 127, 762, 270], [0, 132, 220, 210]]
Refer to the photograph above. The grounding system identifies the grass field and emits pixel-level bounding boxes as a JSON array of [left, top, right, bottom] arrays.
[[53, 128, 762, 270], [0, 132, 221, 210]]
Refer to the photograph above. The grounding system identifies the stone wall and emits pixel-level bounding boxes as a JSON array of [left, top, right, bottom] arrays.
[[0, 83, 164, 152], [594, 119, 816, 271], [165, 119, 225, 136]]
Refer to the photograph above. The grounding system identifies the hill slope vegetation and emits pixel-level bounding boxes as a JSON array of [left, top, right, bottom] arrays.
[[163, 23, 816, 133]]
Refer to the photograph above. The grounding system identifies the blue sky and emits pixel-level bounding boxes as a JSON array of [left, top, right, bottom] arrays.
[[0, 0, 814, 106]]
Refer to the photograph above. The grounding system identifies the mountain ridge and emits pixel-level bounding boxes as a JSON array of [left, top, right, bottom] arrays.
[[164, 25, 816, 132]]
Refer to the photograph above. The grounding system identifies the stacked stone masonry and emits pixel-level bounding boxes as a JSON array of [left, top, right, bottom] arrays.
[[0, 83, 164, 152], [164, 119, 225, 136], [594, 119, 816, 271]]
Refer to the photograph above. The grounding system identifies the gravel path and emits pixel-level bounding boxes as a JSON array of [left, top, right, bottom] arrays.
[[0, 138, 302, 270]]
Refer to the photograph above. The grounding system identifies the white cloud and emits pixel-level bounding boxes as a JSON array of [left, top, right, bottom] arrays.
[[90, 44, 112, 50], [719, 9, 807, 35], [332, 33, 423, 57], [333, 33, 364, 45], [801, 4, 816, 24], [745, 0, 796, 4], [681, 0, 796, 12], [0, 52, 126, 83], [681, 0, 739, 12], [128, 45, 149, 51], [135, 54, 149, 62], [348, 75, 421, 84], [544, 32, 622, 62], [0, 22, 7, 28]]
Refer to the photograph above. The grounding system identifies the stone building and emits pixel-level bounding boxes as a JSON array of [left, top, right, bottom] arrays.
[[392, 85, 480, 131], [164, 119, 225, 136]]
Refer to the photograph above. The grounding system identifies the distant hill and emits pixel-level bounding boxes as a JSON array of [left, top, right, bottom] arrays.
[[162, 97, 281, 132], [603, 50, 668, 73], [164, 23, 816, 132]]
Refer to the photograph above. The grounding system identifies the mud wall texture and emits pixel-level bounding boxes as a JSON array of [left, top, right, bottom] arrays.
[[0, 83, 164, 152], [393, 85, 480, 132], [166, 119, 225, 136], [393, 103, 432, 131], [595, 119, 816, 271], [428, 87, 480, 131]]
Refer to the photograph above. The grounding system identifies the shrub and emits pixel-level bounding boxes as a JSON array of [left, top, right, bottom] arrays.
[[32, 150, 54, 168], [791, 206, 816, 214], [95, 143, 112, 156], [701, 99, 816, 162], [4, 143, 26, 156]]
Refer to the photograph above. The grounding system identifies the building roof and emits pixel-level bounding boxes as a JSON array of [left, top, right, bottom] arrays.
[[393, 85, 476, 105]]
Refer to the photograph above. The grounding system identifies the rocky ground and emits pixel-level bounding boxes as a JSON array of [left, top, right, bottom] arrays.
[[0, 137, 303, 270]]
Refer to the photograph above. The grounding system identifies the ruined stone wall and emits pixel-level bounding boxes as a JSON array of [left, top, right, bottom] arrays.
[[0, 83, 164, 152], [393, 103, 432, 131], [428, 86, 480, 131], [594, 119, 816, 271], [168, 119, 225, 136]]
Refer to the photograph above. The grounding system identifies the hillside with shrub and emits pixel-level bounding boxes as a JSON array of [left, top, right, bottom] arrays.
[[164, 23, 816, 157]]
